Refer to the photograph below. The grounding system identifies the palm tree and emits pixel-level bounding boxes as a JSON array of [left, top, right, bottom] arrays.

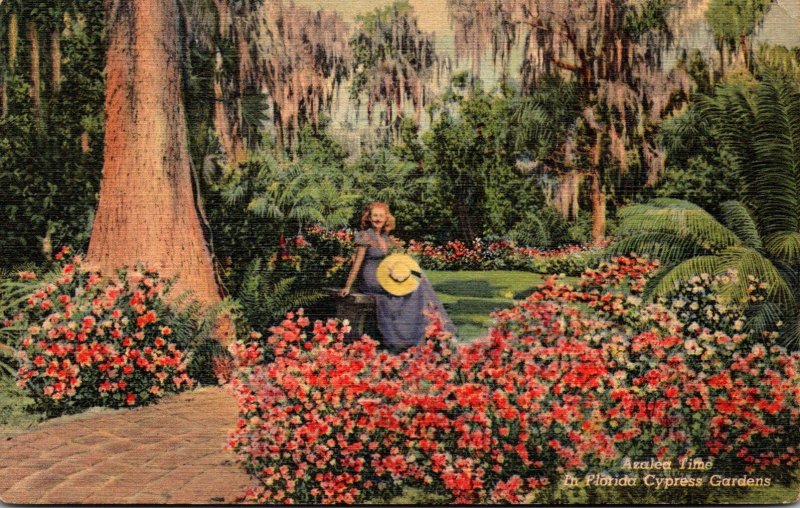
[[613, 74, 800, 346]]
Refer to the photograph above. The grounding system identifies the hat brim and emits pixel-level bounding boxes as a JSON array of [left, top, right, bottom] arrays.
[[376, 254, 422, 296]]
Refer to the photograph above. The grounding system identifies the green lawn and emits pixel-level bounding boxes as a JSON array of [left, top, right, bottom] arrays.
[[426, 270, 579, 341]]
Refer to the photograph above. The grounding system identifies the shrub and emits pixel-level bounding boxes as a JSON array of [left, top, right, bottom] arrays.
[[7, 247, 198, 417], [408, 237, 603, 274], [226, 256, 800, 504]]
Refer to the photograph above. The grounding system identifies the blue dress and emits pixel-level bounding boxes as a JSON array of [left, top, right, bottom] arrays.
[[355, 228, 456, 351]]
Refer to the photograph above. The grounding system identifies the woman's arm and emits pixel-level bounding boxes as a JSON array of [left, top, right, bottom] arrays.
[[339, 246, 366, 297]]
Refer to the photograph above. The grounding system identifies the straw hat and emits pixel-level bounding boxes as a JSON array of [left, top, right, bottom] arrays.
[[376, 253, 423, 296]]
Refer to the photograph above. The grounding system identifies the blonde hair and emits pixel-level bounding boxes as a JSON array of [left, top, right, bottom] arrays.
[[359, 202, 395, 234]]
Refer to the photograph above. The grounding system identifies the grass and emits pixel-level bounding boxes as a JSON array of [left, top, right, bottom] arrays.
[[426, 270, 579, 341], [0, 376, 44, 438]]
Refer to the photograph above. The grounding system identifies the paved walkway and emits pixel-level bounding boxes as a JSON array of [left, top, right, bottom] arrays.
[[0, 387, 252, 504]]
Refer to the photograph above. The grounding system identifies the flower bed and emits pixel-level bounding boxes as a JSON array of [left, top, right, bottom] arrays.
[[304, 225, 604, 275], [5, 247, 197, 417], [407, 238, 606, 274], [226, 256, 800, 504]]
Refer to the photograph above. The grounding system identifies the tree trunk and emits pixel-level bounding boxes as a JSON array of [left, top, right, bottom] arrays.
[[1, 75, 7, 119], [740, 34, 749, 70], [27, 22, 42, 127], [590, 172, 606, 243], [51, 28, 61, 95], [88, 0, 222, 310], [8, 14, 18, 70], [213, 50, 246, 165], [81, 131, 91, 153], [555, 172, 581, 220]]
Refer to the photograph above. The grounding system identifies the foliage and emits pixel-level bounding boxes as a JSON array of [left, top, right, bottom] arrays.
[[447, 0, 694, 240], [655, 103, 741, 214], [706, 0, 771, 66], [206, 124, 356, 291], [226, 257, 800, 504], [348, 123, 448, 242], [424, 87, 549, 242], [0, 265, 44, 377], [350, 1, 437, 134], [5, 248, 198, 417], [615, 74, 800, 347], [234, 257, 328, 334], [0, 3, 105, 267]]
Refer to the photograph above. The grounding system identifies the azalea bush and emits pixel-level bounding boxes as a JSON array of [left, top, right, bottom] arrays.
[[657, 272, 775, 343], [226, 256, 800, 504], [407, 238, 603, 274], [5, 247, 198, 417]]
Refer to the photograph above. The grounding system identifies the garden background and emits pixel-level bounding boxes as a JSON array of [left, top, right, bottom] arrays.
[[2, 0, 800, 503]]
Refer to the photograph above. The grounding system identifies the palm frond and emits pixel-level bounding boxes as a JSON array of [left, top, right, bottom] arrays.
[[719, 201, 762, 249], [607, 232, 706, 265], [775, 310, 800, 349], [764, 231, 800, 265], [617, 200, 741, 253], [646, 255, 722, 298], [703, 76, 800, 236], [745, 299, 785, 339], [716, 246, 795, 307]]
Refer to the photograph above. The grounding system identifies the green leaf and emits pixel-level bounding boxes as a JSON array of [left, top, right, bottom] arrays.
[[719, 201, 761, 249], [764, 231, 800, 265], [646, 256, 722, 298]]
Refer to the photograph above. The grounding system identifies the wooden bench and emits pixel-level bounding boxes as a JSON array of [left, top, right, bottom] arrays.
[[323, 288, 378, 342]]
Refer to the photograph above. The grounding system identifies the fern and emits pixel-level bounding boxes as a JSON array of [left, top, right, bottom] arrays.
[[235, 258, 327, 332]]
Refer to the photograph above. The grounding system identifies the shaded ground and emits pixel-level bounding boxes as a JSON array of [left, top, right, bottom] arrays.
[[0, 386, 251, 504]]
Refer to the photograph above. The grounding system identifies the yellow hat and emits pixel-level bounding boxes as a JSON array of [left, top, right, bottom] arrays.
[[376, 253, 423, 296]]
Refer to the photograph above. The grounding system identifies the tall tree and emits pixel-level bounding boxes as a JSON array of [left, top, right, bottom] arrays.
[[705, 0, 771, 72], [87, 0, 221, 307], [448, 0, 692, 241], [350, 1, 438, 138], [256, 2, 351, 149], [187, 0, 260, 165]]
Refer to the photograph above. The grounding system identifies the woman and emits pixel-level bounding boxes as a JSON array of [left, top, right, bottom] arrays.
[[339, 202, 455, 351]]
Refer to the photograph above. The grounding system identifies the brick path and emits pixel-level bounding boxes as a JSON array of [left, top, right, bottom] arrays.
[[0, 387, 252, 504]]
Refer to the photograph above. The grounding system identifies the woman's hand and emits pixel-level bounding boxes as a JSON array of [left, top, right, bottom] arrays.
[[338, 287, 351, 297]]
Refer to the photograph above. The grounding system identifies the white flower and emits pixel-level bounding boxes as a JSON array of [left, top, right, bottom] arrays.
[[733, 319, 744, 331], [685, 339, 702, 355], [626, 296, 643, 306]]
